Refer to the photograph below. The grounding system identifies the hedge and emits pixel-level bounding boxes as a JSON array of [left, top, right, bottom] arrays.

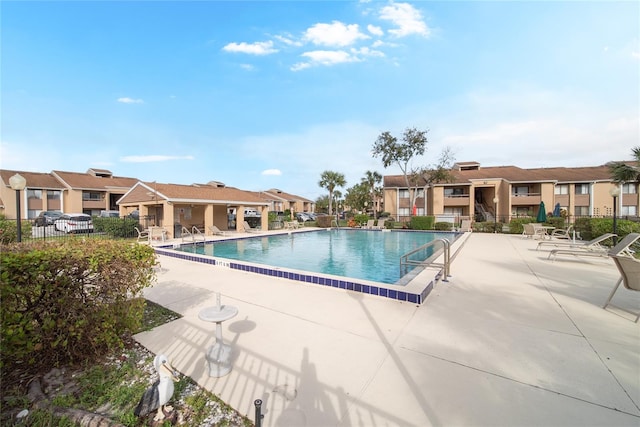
[[0, 240, 157, 374], [410, 216, 435, 230]]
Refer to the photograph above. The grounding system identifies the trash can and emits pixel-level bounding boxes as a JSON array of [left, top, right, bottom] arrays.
[[174, 223, 182, 238]]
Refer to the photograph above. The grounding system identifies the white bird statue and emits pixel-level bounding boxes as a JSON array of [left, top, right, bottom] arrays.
[[134, 354, 180, 421]]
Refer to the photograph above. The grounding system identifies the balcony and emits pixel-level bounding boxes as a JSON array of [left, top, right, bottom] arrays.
[[444, 194, 470, 207], [510, 193, 541, 206]]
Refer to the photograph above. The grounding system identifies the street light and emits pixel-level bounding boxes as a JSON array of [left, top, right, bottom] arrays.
[[609, 186, 620, 245], [493, 196, 499, 233], [9, 173, 27, 243]]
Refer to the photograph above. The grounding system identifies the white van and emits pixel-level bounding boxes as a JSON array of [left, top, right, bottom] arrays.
[[244, 208, 260, 217]]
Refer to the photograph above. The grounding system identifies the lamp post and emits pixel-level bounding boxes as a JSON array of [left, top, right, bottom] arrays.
[[9, 173, 27, 243], [493, 197, 499, 233], [609, 186, 620, 245]]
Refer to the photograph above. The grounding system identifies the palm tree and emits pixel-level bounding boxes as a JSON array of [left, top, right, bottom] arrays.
[[318, 171, 346, 216], [608, 146, 640, 183], [361, 171, 382, 219]]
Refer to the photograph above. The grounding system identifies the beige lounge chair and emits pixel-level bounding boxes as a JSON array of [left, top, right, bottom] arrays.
[[538, 233, 616, 251], [149, 226, 168, 242], [208, 225, 227, 236], [459, 219, 472, 232], [548, 232, 639, 261], [523, 223, 546, 239], [603, 255, 640, 322], [243, 221, 260, 233], [135, 227, 149, 242], [550, 225, 574, 239]]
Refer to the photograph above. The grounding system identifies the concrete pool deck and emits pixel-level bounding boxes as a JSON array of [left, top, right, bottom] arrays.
[[134, 231, 640, 426]]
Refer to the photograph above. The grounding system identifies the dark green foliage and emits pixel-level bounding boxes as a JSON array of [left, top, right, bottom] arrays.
[[354, 214, 369, 226], [0, 240, 157, 374], [410, 216, 435, 230], [92, 217, 139, 238], [0, 214, 33, 244], [434, 222, 452, 231], [508, 217, 535, 234], [545, 217, 565, 230]]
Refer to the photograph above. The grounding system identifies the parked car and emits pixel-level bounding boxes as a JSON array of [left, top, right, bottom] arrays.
[[296, 212, 312, 222], [54, 213, 94, 233], [99, 210, 120, 218], [34, 211, 62, 227]]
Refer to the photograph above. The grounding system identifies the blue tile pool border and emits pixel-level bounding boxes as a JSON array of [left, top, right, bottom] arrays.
[[153, 245, 439, 304]]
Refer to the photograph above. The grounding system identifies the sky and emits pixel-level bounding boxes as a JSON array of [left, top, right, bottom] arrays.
[[1, 1, 638, 201]]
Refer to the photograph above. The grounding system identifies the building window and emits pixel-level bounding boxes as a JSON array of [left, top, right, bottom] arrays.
[[555, 185, 568, 195], [415, 207, 425, 216], [82, 191, 102, 201], [415, 189, 424, 198], [512, 186, 529, 196], [398, 189, 409, 199], [575, 206, 589, 216], [575, 184, 590, 195], [27, 189, 42, 199], [444, 188, 465, 197], [621, 206, 637, 216], [444, 207, 464, 215], [511, 207, 530, 217], [47, 190, 61, 200], [622, 183, 637, 194], [398, 207, 410, 216]]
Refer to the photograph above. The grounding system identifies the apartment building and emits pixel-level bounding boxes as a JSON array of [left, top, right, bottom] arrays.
[[383, 162, 639, 223]]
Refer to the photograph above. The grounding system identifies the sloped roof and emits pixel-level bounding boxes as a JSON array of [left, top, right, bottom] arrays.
[[384, 163, 614, 187], [52, 170, 138, 190], [262, 188, 313, 203], [0, 169, 66, 190], [118, 181, 269, 206]]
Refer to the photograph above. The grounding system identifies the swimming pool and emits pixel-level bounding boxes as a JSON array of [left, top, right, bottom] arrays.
[[175, 229, 457, 285]]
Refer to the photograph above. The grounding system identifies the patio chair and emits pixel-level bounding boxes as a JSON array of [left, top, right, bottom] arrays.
[[208, 225, 227, 236], [550, 225, 574, 239], [538, 232, 616, 251], [243, 221, 260, 233], [547, 232, 639, 261], [149, 226, 168, 242], [460, 219, 472, 232], [523, 223, 546, 239], [135, 227, 149, 242], [603, 255, 640, 322]]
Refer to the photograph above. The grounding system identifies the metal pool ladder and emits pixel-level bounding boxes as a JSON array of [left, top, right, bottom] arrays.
[[400, 238, 451, 282]]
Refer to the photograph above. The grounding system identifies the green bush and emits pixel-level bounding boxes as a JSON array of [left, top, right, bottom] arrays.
[[545, 217, 565, 230], [410, 216, 435, 230], [354, 214, 369, 226], [93, 217, 139, 237], [0, 214, 33, 244], [0, 240, 157, 374], [434, 222, 452, 231]]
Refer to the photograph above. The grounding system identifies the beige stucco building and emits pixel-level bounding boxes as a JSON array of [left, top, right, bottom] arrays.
[[383, 162, 639, 224]]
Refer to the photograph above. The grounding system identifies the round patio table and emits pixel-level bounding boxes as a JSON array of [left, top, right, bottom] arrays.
[[198, 301, 238, 377]]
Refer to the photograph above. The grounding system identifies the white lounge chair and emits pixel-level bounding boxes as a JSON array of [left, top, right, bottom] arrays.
[[523, 223, 546, 239], [208, 225, 227, 236], [548, 232, 639, 261], [603, 255, 640, 322], [550, 224, 574, 239], [135, 227, 149, 242], [243, 221, 260, 233], [459, 219, 472, 232], [538, 233, 616, 251]]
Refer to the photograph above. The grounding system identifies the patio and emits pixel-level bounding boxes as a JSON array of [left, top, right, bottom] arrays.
[[134, 232, 639, 426]]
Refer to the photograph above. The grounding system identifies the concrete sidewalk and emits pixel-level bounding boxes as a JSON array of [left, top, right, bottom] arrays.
[[134, 233, 640, 426]]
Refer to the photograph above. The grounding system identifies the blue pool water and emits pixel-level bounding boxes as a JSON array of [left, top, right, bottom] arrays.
[[176, 229, 457, 285]]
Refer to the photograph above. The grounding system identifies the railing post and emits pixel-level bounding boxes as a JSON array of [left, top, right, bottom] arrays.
[[254, 399, 264, 427]]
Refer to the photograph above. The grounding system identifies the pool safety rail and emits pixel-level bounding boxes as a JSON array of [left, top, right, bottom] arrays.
[[181, 225, 206, 243], [400, 238, 451, 282]]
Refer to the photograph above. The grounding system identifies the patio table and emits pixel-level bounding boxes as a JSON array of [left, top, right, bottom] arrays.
[[198, 294, 238, 377]]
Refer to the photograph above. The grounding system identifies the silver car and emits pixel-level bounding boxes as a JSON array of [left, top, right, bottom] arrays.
[[54, 213, 94, 233]]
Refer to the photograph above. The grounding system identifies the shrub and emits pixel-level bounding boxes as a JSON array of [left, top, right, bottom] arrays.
[[93, 217, 139, 238], [545, 217, 565, 230], [410, 216, 435, 230], [434, 222, 452, 231], [0, 240, 157, 374], [0, 214, 33, 244], [354, 214, 369, 226], [509, 217, 535, 234]]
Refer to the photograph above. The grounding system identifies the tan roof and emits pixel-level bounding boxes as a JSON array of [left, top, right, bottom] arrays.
[[384, 163, 614, 187], [262, 188, 313, 203], [52, 170, 138, 190], [119, 181, 268, 206], [0, 169, 66, 189]]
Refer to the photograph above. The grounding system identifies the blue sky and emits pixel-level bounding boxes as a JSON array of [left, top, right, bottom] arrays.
[[2, 1, 638, 201]]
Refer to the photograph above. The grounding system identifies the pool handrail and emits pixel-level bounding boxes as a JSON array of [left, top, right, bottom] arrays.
[[400, 238, 451, 282]]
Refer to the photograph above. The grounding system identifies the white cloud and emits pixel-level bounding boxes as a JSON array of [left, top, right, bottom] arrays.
[[117, 97, 144, 104], [304, 21, 369, 47], [240, 64, 255, 71], [222, 41, 278, 55], [351, 47, 385, 58], [379, 2, 430, 37], [367, 24, 384, 36], [261, 169, 282, 176], [274, 34, 303, 47], [120, 155, 195, 163], [292, 50, 361, 71]]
